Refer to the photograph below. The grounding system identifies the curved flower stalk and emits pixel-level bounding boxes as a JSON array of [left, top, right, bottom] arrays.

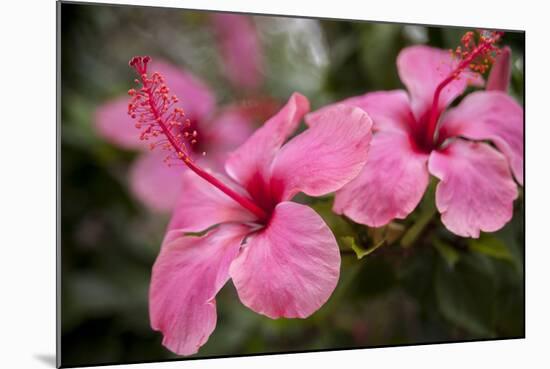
[[126, 56, 373, 355], [309, 31, 523, 238], [95, 59, 255, 212]]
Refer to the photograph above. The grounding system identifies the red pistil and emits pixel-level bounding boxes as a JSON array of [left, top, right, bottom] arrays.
[[128, 56, 268, 221], [426, 30, 503, 146]]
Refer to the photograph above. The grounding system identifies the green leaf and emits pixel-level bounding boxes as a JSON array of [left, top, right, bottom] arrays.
[[468, 234, 515, 263], [310, 199, 355, 241], [311, 199, 404, 258], [433, 239, 461, 268], [435, 253, 497, 337], [341, 236, 384, 259]]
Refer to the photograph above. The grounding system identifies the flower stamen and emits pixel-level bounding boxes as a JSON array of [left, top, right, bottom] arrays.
[[127, 56, 268, 221], [426, 30, 503, 146]]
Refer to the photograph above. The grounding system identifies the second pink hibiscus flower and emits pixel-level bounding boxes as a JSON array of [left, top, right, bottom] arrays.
[[309, 31, 523, 238]]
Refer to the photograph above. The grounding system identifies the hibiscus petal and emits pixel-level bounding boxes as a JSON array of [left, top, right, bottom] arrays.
[[129, 151, 185, 212], [271, 104, 373, 200], [438, 91, 524, 184], [211, 14, 263, 90], [487, 46, 512, 92], [150, 224, 249, 355], [305, 90, 415, 134], [225, 93, 309, 188], [149, 60, 216, 121], [230, 201, 340, 319], [166, 170, 257, 233], [95, 96, 145, 150], [334, 131, 430, 227], [428, 140, 518, 238], [397, 45, 482, 121]]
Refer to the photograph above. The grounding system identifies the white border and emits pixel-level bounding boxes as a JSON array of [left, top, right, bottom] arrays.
[[1, 0, 548, 368]]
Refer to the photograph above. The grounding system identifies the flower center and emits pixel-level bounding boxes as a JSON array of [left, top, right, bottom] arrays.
[[128, 56, 268, 221], [424, 30, 503, 149]]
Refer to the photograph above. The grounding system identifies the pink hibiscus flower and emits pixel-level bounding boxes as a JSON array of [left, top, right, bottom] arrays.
[[210, 13, 263, 91], [308, 31, 523, 238], [126, 56, 373, 355], [95, 59, 255, 212]]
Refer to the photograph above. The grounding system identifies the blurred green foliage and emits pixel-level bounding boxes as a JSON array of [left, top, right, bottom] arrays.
[[60, 3, 524, 367]]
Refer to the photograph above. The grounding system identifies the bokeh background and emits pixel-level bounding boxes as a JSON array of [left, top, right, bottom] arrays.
[[60, 2, 525, 367]]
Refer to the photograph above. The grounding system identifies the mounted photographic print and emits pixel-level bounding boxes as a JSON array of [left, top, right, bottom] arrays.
[[58, 1, 525, 367]]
